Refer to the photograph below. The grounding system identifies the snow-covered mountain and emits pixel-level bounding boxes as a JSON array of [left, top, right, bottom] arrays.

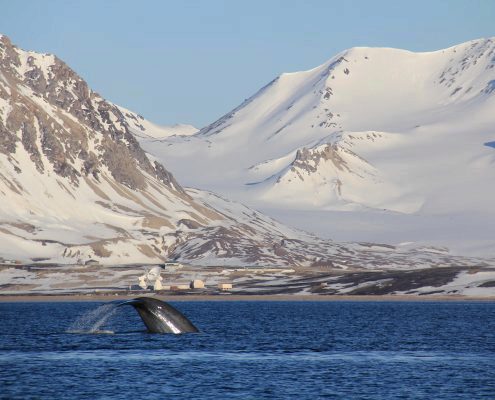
[[0, 34, 209, 264], [3, 33, 488, 269], [138, 38, 495, 256], [0, 34, 331, 267], [118, 105, 198, 139]]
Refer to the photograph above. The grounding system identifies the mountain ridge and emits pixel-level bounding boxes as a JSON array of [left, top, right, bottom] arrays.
[[3, 33, 489, 270], [135, 37, 495, 256]]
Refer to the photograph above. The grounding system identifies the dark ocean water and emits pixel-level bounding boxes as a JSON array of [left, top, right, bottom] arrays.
[[0, 301, 494, 399]]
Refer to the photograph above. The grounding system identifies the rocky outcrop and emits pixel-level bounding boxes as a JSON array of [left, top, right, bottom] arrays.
[[0, 34, 184, 193]]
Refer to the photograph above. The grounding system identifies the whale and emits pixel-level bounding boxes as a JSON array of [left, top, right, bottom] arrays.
[[119, 297, 199, 334]]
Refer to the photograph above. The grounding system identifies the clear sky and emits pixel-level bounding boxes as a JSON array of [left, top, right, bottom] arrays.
[[1, 0, 494, 127]]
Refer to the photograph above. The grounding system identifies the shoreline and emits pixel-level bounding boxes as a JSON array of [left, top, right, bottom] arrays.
[[1, 294, 494, 302]]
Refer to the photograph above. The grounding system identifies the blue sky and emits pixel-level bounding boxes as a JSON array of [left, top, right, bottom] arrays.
[[1, 0, 494, 127]]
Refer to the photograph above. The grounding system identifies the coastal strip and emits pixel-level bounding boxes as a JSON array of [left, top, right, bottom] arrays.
[[1, 294, 494, 302]]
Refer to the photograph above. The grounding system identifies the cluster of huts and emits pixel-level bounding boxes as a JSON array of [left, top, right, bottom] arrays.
[[130, 264, 232, 292]]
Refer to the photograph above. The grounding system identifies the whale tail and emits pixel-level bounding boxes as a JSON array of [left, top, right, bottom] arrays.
[[119, 297, 199, 334]]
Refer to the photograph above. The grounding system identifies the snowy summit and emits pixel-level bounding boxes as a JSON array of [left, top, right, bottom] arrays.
[[136, 38, 495, 256]]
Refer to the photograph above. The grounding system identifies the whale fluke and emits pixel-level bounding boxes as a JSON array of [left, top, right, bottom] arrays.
[[119, 297, 199, 334]]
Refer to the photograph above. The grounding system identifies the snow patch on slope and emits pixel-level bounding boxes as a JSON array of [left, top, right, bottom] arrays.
[[118, 105, 198, 139]]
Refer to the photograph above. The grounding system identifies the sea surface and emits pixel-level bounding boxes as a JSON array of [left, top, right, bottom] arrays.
[[0, 300, 494, 399]]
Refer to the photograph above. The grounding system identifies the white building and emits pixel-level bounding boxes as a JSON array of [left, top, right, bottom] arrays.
[[136, 266, 164, 291], [218, 283, 232, 291], [163, 262, 184, 270], [153, 276, 164, 291], [190, 279, 205, 289], [170, 284, 190, 291], [138, 275, 148, 290]]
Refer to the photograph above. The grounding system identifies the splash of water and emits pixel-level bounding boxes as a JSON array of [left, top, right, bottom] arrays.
[[68, 303, 119, 334]]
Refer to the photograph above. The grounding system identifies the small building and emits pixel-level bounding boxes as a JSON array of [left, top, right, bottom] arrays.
[[190, 279, 205, 289], [138, 275, 148, 290], [162, 262, 184, 270], [170, 284, 190, 291], [218, 283, 232, 291], [153, 276, 164, 291]]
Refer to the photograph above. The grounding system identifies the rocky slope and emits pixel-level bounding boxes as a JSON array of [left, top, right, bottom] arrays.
[[0, 34, 212, 264], [0, 34, 493, 275]]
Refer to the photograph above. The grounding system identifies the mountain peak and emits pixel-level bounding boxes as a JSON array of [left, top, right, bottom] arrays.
[[140, 38, 495, 256], [0, 34, 185, 193]]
